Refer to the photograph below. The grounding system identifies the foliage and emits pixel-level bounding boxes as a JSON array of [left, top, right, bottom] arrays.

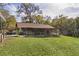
[[6, 16, 16, 30], [0, 8, 16, 31], [34, 15, 44, 24], [0, 10, 8, 31], [16, 3, 42, 23], [51, 15, 79, 37], [0, 18, 6, 30]]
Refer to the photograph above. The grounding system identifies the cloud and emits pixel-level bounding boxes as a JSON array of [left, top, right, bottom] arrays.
[[36, 3, 79, 18], [63, 7, 79, 13]]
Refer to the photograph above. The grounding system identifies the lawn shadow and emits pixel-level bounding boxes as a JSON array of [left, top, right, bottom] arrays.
[[23, 35, 60, 38]]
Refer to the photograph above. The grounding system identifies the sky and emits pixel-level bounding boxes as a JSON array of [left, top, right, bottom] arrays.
[[2, 3, 79, 22], [35, 3, 79, 18]]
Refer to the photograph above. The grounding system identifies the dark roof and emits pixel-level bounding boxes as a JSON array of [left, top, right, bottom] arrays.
[[17, 22, 54, 29]]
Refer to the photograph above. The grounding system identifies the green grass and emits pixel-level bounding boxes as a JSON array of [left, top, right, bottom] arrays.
[[0, 36, 79, 56]]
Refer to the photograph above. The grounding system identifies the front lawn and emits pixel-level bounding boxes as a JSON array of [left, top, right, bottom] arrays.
[[0, 36, 79, 56]]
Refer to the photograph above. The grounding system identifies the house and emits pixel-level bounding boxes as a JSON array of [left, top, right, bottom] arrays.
[[16, 22, 59, 36]]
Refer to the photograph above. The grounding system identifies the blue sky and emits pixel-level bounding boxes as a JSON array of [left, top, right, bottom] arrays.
[[2, 3, 79, 22]]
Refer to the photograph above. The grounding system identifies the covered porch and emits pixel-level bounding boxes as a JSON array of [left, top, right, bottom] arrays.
[[19, 28, 53, 36]]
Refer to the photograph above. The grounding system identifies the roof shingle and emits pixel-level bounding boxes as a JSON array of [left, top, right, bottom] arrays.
[[17, 22, 54, 29]]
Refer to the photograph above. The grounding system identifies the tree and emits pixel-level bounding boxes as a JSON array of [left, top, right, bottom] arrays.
[[0, 9, 16, 31], [51, 15, 74, 36], [0, 6, 16, 36], [0, 9, 8, 31], [6, 15, 16, 31], [16, 3, 42, 23], [51, 15, 79, 37], [0, 8, 8, 41], [73, 17, 79, 37], [34, 15, 44, 24]]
